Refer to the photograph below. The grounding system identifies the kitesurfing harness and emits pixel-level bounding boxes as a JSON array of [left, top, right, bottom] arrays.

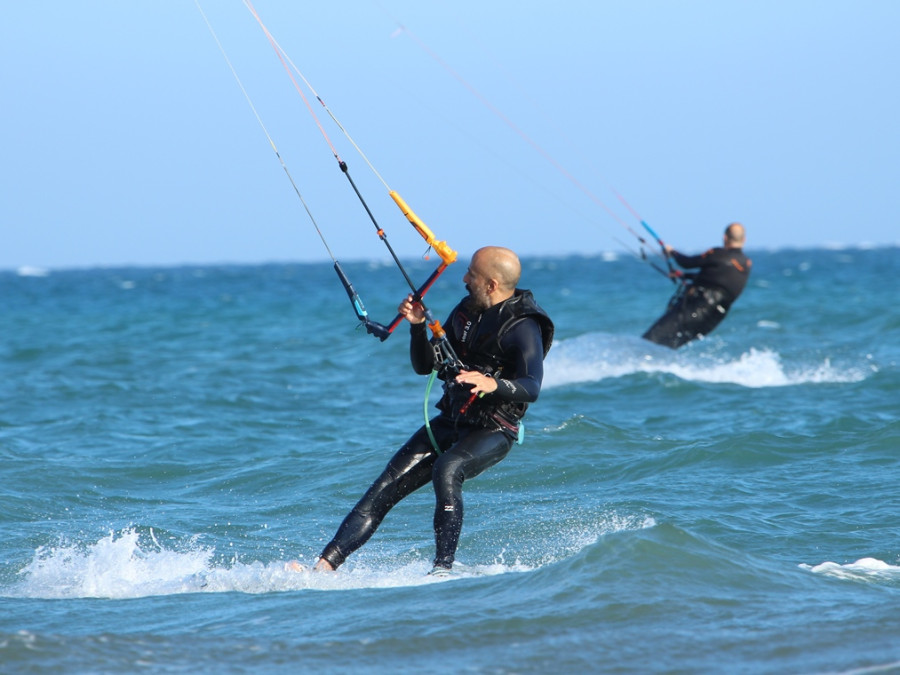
[[420, 290, 554, 451]]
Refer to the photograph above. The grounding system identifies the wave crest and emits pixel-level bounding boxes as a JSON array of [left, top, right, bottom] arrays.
[[543, 333, 869, 388]]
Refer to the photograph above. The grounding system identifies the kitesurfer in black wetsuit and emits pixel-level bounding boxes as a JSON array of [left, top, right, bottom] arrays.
[[642, 222, 752, 349], [311, 246, 553, 575]]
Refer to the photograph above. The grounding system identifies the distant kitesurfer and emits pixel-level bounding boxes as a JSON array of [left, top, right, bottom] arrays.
[[308, 246, 554, 576], [642, 222, 752, 349]]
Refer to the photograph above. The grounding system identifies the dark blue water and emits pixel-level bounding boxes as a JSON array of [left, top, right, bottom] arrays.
[[2, 248, 898, 673]]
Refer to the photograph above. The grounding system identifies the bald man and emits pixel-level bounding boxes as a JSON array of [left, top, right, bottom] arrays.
[[642, 223, 752, 348], [312, 247, 554, 575]]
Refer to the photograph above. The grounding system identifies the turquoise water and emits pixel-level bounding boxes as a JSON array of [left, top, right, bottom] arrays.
[[1, 247, 898, 673]]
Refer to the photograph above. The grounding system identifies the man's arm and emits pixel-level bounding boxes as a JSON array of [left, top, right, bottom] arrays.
[[398, 293, 437, 375], [409, 322, 435, 375], [491, 319, 545, 403], [671, 248, 713, 270]]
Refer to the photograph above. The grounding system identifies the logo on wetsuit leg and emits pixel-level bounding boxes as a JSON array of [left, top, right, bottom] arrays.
[[443, 505, 454, 512]]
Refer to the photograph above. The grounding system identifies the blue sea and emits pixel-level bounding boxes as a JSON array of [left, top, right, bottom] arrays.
[[1, 246, 898, 674]]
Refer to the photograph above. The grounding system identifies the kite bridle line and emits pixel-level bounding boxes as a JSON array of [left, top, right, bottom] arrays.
[[198, 1, 459, 345], [640, 219, 685, 286], [241, 0, 459, 344], [612, 187, 687, 290], [195, 1, 401, 340], [385, 14, 678, 281], [244, 0, 456, 261]]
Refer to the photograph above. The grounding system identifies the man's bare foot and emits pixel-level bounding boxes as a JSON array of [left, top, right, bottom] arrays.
[[284, 558, 335, 572], [314, 558, 335, 572]]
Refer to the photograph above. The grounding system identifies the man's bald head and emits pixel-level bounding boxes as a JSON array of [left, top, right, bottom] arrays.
[[464, 246, 521, 310], [472, 246, 521, 292], [724, 223, 746, 248]]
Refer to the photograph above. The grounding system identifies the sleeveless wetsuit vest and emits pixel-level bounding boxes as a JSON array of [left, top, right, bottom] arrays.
[[437, 289, 554, 428]]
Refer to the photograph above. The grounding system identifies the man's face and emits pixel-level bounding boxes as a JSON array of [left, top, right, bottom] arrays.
[[463, 255, 492, 311]]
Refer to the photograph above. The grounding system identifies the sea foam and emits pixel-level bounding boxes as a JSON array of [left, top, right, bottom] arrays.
[[9, 513, 657, 599], [543, 333, 870, 389]]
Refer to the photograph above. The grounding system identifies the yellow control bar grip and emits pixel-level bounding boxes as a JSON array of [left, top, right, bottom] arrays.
[[389, 191, 457, 266]]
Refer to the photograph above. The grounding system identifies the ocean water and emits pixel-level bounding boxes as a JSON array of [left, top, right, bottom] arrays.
[[1, 246, 898, 674]]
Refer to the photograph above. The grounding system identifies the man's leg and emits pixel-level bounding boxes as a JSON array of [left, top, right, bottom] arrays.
[[318, 420, 454, 569], [431, 426, 513, 569]]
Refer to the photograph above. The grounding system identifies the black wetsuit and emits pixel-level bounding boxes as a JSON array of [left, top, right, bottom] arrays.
[[642, 246, 751, 349], [319, 289, 553, 570]]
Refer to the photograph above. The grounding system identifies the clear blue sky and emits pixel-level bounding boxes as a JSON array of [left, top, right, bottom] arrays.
[[2, 1, 898, 271]]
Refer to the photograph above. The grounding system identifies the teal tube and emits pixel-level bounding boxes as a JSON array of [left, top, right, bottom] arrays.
[[424, 369, 442, 454]]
